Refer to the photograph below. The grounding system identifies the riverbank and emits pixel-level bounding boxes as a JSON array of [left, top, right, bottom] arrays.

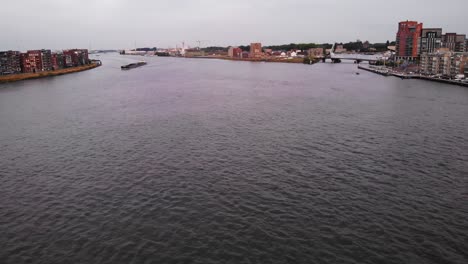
[[358, 65, 468, 87], [222, 57, 305, 64], [0, 62, 101, 84], [185, 55, 305, 64], [357, 65, 390, 76]]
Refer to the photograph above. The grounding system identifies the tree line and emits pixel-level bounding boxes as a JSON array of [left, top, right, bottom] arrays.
[[202, 41, 396, 52]]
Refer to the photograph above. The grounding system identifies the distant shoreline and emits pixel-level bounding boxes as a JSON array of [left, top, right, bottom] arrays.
[[184, 55, 306, 64], [0, 63, 101, 84]]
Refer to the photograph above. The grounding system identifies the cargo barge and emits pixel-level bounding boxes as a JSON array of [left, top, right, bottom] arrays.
[[121, 61, 147, 70]]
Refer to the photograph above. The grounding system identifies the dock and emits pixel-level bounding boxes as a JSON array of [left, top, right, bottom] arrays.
[[357, 65, 468, 87]]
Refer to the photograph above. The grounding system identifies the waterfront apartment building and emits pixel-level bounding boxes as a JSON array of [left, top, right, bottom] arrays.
[[420, 50, 468, 77], [63, 49, 89, 67], [0, 50, 22, 75], [449, 53, 468, 77], [19, 49, 53, 73], [51, 53, 65, 70], [21, 50, 43, 73], [420, 28, 442, 54], [250, 43, 262, 58], [228, 47, 242, 58], [396, 21, 423, 60], [41, 49, 53, 71], [0, 48, 89, 75], [442, 33, 466, 52], [420, 50, 451, 76]]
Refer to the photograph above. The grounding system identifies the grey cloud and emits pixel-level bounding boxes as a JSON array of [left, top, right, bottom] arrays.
[[1, 0, 467, 50]]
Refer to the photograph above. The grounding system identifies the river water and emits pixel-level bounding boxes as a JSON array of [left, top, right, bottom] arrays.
[[1, 53, 467, 264]]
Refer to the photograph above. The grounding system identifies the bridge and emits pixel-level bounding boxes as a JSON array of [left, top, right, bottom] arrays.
[[328, 43, 383, 63]]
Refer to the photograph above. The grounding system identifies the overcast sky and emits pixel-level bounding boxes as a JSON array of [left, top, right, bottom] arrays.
[[1, 0, 467, 51]]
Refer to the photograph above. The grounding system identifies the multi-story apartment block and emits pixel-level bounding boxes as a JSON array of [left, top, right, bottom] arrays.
[[420, 28, 442, 54], [21, 50, 43, 73], [421, 49, 446, 75], [396, 21, 423, 60], [0, 48, 89, 75], [228, 47, 242, 58], [250, 43, 262, 58], [19, 49, 53, 73], [63, 49, 89, 67], [51, 53, 65, 70], [450, 53, 468, 77], [420, 49, 468, 77], [443, 33, 466, 52], [0, 50, 22, 75], [40, 49, 52, 71]]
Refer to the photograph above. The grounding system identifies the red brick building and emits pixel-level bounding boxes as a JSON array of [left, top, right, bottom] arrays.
[[50, 53, 66, 70], [250, 43, 262, 58], [19, 50, 53, 73], [63, 49, 89, 67], [228, 47, 242, 58], [21, 50, 43, 73], [1, 48, 89, 75], [396, 21, 423, 60]]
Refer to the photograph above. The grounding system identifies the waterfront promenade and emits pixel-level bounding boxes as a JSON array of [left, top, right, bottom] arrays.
[[358, 65, 468, 87]]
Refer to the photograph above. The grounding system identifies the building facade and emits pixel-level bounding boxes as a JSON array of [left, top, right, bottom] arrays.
[[420, 28, 442, 54], [21, 50, 43, 73], [51, 53, 65, 70], [442, 33, 466, 52], [228, 47, 242, 58], [450, 53, 468, 77], [40, 49, 52, 71], [396, 21, 423, 60], [62, 49, 90, 67], [0, 48, 89, 75], [250, 43, 262, 58], [420, 50, 468, 77], [19, 50, 53, 73], [0, 50, 21, 75]]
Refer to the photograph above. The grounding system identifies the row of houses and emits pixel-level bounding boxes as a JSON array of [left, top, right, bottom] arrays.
[[227, 44, 327, 59], [0, 49, 89, 75], [420, 49, 468, 77]]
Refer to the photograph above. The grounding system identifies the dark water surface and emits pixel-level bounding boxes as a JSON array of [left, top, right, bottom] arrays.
[[1, 54, 468, 264]]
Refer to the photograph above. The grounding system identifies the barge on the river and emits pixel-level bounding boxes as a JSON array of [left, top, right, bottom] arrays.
[[121, 61, 147, 70]]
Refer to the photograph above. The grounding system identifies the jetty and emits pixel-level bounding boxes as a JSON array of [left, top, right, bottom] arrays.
[[357, 65, 468, 87]]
